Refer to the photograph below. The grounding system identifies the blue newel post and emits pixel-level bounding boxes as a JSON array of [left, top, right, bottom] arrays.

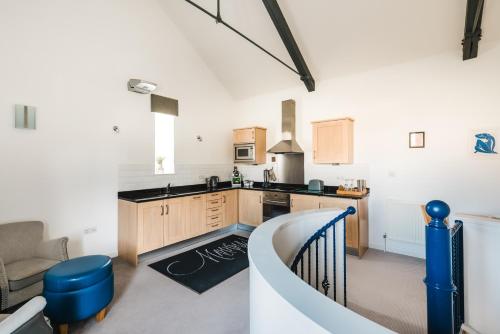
[[424, 200, 456, 334]]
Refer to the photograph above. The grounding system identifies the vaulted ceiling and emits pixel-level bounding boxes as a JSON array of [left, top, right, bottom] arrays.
[[160, 0, 500, 99]]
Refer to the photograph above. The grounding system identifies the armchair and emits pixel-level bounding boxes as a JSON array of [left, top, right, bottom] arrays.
[[0, 221, 68, 311], [0, 296, 52, 334]]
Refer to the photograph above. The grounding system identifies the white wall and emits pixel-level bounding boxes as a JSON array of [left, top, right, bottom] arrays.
[[235, 43, 500, 257], [457, 215, 500, 334], [0, 0, 235, 257]]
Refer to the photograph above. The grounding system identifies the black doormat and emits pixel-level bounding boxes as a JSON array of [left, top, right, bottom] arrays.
[[148, 234, 249, 293]]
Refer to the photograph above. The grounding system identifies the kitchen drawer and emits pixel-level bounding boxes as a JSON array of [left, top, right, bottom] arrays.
[[207, 220, 223, 232], [207, 192, 222, 200], [207, 198, 222, 209], [207, 206, 222, 217], [207, 214, 222, 226]]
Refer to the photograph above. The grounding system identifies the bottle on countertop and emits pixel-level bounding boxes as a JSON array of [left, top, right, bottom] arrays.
[[231, 166, 242, 187]]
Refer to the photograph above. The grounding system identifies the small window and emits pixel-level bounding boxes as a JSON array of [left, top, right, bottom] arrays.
[[154, 113, 175, 174]]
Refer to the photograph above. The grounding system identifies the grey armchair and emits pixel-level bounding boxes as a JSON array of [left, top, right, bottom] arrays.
[[0, 296, 52, 334], [0, 221, 68, 311]]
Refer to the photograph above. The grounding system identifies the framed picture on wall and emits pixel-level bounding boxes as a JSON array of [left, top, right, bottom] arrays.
[[409, 132, 425, 148], [473, 129, 498, 156]]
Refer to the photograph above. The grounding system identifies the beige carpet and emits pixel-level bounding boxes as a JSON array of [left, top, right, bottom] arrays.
[[68, 232, 425, 334], [70, 230, 251, 334], [347, 249, 427, 334]]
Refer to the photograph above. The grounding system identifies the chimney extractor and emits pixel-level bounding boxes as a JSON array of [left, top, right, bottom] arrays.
[[267, 99, 304, 154]]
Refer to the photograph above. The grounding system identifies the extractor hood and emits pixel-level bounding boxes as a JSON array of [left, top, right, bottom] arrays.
[[267, 99, 304, 154]]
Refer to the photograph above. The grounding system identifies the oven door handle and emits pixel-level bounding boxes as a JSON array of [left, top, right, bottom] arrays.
[[263, 200, 289, 207]]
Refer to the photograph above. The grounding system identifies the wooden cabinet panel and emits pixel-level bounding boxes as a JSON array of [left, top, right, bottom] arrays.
[[118, 200, 139, 266], [233, 128, 256, 144], [312, 118, 353, 164], [233, 127, 267, 164], [185, 195, 207, 238], [238, 189, 263, 227], [207, 198, 222, 209], [319, 197, 360, 254], [222, 190, 238, 227], [290, 194, 320, 212], [164, 197, 186, 246], [137, 200, 164, 253]]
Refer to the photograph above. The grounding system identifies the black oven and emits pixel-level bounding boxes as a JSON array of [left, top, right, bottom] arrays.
[[263, 191, 290, 222]]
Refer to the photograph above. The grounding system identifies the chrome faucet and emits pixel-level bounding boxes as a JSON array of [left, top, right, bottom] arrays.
[[165, 183, 171, 194]]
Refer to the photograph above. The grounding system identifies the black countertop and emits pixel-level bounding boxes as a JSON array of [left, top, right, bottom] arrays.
[[118, 181, 369, 203]]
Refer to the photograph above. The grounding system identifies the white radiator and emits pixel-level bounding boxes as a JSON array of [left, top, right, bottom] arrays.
[[385, 199, 426, 245]]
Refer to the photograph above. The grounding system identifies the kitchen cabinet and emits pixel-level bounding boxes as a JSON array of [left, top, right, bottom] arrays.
[[137, 200, 164, 253], [233, 127, 265, 144], [119, 194, 205, 266], [222, 190, 238, 227], [289, 194, 368, 257], [185, 194, 207, 238], [290, 194, 320, 212], [238, 189, 263, 227], [312, 118, 353, 164], [164, 197, 185, 245], [233, 127, 267, 164], [206, 192, 223, 232]]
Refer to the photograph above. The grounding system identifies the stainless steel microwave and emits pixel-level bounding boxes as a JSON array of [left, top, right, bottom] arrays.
[[234, 144, 256, 163]]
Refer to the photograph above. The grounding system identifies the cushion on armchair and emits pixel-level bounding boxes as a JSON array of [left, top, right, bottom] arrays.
[[6, 259, 59, 291]]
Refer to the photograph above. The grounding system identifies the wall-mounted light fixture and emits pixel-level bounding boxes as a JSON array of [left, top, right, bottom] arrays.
[[14, 105, 36, 129]]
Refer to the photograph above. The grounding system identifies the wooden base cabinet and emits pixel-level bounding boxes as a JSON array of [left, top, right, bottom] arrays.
[[118, 191, 240, 266], [185, 195, 207, 238], [290, 194, 320, 212], [222, 190, 238, 227], [238, 189, 263, 227], [163, 197, 185, 245], [289, 194, 368, 257]]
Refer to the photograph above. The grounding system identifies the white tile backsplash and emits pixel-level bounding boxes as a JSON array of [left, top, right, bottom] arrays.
[[119, 163, 234, 191]]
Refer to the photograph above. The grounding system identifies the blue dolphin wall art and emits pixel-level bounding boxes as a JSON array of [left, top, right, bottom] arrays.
[[474, 133, 497, 154]]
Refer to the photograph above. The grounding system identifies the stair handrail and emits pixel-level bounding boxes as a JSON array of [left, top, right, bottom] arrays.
[[290, 206, 356, 306]]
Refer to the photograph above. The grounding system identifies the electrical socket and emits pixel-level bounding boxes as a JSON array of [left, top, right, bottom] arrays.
[[84, 227, 97, 235]]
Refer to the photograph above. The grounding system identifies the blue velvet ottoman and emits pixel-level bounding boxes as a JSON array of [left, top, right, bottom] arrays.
[[43, 255, 114, 334]]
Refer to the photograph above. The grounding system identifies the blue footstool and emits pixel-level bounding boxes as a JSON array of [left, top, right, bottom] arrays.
[[43, 255, 114, 334]]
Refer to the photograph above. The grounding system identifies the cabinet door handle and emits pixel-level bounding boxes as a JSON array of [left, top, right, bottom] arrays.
[[259, 195, 262, 204], [161, 205, 164, 216], [165, 204, 169, 215], [193, 196, 201, 199], [222, 195, 226, 203], [291, 199, 293, 208]]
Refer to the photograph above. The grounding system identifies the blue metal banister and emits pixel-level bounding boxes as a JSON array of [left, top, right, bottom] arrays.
[[290, 206, 356, 307], [424, 200, 465, 334]]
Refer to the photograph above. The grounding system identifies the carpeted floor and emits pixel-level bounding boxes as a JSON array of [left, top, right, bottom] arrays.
[[347, 249, 427, 334], [69, 232, 425, 334]]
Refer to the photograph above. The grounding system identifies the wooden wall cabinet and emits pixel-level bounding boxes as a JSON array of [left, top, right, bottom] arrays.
[[238, 189, 263, 227], [312, 118, 353, 164], [233, 127, 267, 164], [289, 194, 368, 257]]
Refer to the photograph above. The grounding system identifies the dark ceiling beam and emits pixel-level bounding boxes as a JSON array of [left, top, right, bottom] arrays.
[[184, 0, 300, 76], [462, 0, 484, 60], [262, 0, 315, 92]]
